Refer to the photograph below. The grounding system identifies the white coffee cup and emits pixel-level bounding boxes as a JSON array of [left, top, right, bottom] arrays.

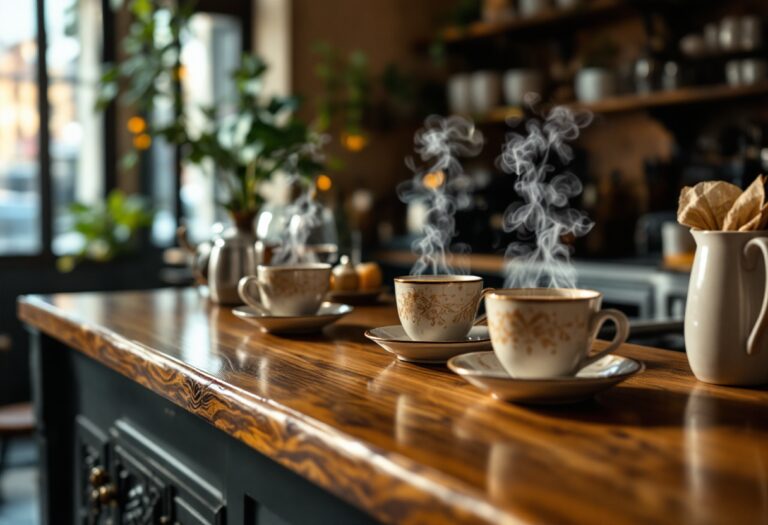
[[394, 275, 489, 342], [238, 263, 331, 316], [447, 74, 472, 114], [484, 288, 630, 378], [518, 0, 550, 18], [469, 71, 501, 114], [575, 68, 616, 102], [741, 59, 767, 85], [503, 69, 543, 106]]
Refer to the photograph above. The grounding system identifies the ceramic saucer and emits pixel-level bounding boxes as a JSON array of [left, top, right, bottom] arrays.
[[364, 325, 491, 364], [447, 352, 644, 404], [326, 287, 387, 306], [232, 302, 353, 334]]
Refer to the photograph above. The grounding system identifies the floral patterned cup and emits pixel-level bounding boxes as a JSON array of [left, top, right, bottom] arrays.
[[394, 275, 488, 342], [238, 263, 331, 316], [485, 288, 630, 378]]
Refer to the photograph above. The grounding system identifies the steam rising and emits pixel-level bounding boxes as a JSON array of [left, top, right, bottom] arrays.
[[398, 115, 484, 275], [269, 136, 328, 265], [498, 106, 593, 288], [271, 188, 322, 265]]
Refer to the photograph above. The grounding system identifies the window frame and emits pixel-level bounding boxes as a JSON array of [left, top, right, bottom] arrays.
[[0, 0, 117, 268], [0, 0, 254, 268], [163, 1, 254, 236]]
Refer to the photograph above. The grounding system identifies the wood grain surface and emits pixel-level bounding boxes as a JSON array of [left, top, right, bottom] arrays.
[[18, 288, 768, 525]]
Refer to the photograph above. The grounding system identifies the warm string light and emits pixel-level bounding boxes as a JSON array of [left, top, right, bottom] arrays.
[[421, 170, 445, 190], [316, 174, 333, 192], [173, 65, 187, 81], [127, 116, 151, 150], [133, 134, 152, 150], [341, 132, 367, 152], [127, 116, 146, 134]]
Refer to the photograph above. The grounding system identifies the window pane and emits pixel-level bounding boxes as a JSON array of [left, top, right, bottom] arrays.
[[0, 1, 41, 255], [47, 0, 103, 255], [151, 13, 242, 245]]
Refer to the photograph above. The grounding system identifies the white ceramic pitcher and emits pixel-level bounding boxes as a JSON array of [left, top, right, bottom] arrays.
[[685, 230, 768, 385]]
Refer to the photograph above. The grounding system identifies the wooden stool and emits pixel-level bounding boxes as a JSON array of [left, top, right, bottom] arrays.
[[0, 402, 35, 477]]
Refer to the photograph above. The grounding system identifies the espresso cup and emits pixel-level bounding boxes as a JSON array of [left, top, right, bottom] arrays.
[[394, 275, 488, 342], [485, 288, 629, 378], [238, 263, 331, 316]]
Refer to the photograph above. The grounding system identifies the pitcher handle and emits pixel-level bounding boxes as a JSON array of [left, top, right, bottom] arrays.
[[744, 238, 768, 355]]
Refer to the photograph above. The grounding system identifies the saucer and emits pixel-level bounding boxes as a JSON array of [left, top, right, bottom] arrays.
[[232, 302, 353, 334], [326, 287, 387, 305], [364, 325, 491, 364], [447, 352, 644, 404]]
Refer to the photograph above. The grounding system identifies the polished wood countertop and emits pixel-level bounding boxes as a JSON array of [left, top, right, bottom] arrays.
[[18, 289, 768, 525]]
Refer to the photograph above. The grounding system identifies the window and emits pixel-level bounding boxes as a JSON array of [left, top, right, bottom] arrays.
[[150, 12, 244, 246], [0, 0, 105, 258], [0, 0, 252, 258], [0, 0, 41, 255], [47, 0, 104, 255]]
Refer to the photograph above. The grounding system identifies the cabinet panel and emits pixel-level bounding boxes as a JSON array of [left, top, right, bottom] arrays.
[[74, 415, 112, 525], [111, 419, 225, 525]]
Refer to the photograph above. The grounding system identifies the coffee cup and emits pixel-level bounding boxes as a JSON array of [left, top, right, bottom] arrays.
[[238, 263, 331, 316], [394, 275, 489, 342], [469, 71, 501, 114], [484, 288, 629, 378], [503, 69, 543, 106]]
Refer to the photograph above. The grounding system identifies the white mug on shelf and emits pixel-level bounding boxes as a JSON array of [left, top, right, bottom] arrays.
[[726, 60, 741, 86], [469, 71, 502, 114], [575, 68, 616, 102], [518, 0, 550, 18], [741, 59, 768, 85], [503, 69, 543, 106], [740, 15, 762, 51], [447, 74, 472, 115]]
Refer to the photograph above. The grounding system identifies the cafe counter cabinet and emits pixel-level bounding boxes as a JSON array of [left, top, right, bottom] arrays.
[[18, 288, 768, 525]]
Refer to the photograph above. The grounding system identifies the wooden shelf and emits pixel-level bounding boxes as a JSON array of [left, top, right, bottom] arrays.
[[440, 0, 626, 44], [479, 82, 768, 123]]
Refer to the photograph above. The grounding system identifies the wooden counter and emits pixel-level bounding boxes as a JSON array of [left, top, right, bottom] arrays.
[[19, 288, 768, 524]]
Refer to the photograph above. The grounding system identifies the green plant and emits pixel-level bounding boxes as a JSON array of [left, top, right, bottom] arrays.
[[58, 190, 154, 272], [98, 0, 323, 216], [183, 55, 324, 214], [312, 42, 371, 150], [97, 0, 192, 168]]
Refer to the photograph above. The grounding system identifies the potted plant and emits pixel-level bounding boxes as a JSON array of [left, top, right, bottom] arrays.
[[97, 1, 325, 302], [98, 2, 324, 228], [57, 190, 154, 273]]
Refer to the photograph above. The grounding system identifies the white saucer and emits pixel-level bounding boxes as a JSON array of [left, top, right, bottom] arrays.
[[364, 325, 492, 364], [232, 302, 353, 334], [448, 352, 644, 404]]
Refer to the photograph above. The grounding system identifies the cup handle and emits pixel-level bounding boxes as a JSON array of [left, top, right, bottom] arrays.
[[580, 309, 630, 369], [237, 276, 267, 313], [473, 288, 495, 325], [744, 237, 768, 355]]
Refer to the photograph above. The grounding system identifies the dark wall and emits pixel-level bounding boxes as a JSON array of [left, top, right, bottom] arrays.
[[1, 252, 172, 405]]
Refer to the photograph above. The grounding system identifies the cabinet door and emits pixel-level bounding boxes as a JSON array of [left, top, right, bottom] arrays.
[[111, 419, 226, 525], [112, 441, 167, 524], [75, 415, 113, 525]]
